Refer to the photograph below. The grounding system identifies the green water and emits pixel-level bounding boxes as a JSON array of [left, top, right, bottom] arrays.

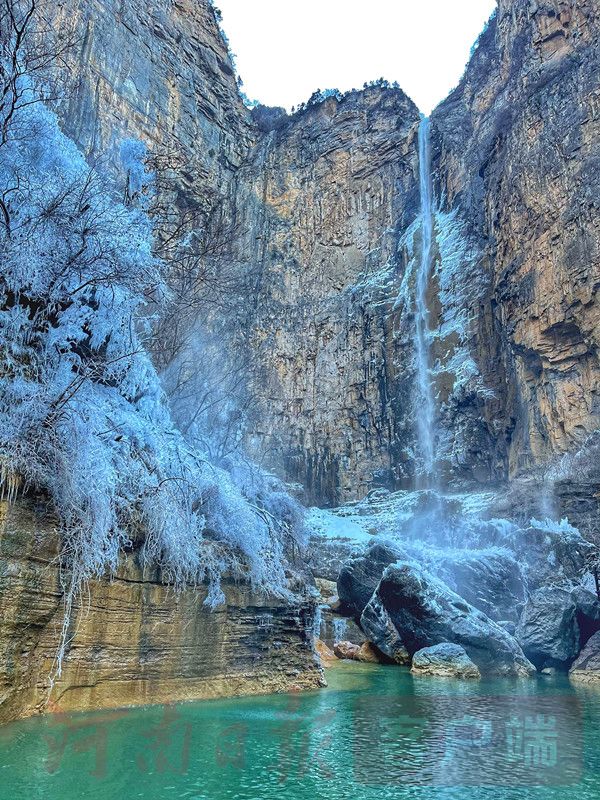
[[1, 664, 600, 799]]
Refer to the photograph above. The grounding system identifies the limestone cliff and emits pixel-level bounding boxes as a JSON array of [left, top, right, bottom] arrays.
[[231, 89, 422, 504], [236, 0, 600, 498], [0, 500, 322, 724], [44, 0, 599, 502], [54, 0, 253, 211], [431, 0, 600, 479], [2, 0, 599, 722]]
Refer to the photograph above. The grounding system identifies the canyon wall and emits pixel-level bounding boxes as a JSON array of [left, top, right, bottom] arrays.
[[54, 0, 253, 211], [0, 500, 322, 724], [2, 0, 598, 721], [0, 0, 321, 725], [235, 0, 600, 500], [432, 0, 600, 478], [231, 89, 422, 504], [43, 0, 600, 501]]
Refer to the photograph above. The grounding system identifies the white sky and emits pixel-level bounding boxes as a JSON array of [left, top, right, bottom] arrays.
[[216, 0, 497, 114]]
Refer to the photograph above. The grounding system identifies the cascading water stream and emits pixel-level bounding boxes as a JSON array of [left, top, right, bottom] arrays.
[[414, 116, 437, 488]]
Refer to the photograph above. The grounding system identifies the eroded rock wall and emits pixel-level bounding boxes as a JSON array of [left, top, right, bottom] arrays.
[[44, 0, 600, 500], [52, 0, 253, 210], [7, 0, 597, 718], [233, 0, 600, 499], [0, 500, 322, 724], [231, 89, 422, 504], [432, 0, 600, 478]]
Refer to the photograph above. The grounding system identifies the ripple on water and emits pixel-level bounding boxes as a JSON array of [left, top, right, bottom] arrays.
[[1, 665, 600, 800]]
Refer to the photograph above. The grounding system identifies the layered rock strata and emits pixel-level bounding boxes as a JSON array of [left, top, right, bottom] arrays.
[[0, 500, 322, 724], [431, 0, 600, 480]]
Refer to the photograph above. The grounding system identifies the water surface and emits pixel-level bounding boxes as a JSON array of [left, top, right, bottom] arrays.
[[1, 664, 599, 799]]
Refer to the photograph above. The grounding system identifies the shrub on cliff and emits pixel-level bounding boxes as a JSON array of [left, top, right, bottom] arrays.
[[250, 104, 288, 133]]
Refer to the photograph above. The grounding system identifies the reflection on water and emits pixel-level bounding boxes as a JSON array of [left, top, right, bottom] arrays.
[[1, 664, 600, 800]]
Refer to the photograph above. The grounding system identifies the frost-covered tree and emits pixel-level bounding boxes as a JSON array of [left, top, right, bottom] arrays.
[[0, 3, 307, 680]]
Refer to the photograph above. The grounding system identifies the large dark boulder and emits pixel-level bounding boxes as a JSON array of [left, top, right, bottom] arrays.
[[572, 585, 600, 622], [436, 549, 525, 622], [360, 592, 411, 664], [572, 586, 600, 648], [515, 587, 579, 669], [337, 541, 403, 619], [473, 518, 593, 592], [516, 586, 600, 670], [373, 562, 535, 676]]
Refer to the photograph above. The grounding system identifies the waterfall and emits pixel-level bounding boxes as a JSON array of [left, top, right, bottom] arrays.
[[312, 604, 325, 642], [332, 617, 348, 643], [414, 116, 437, 487]]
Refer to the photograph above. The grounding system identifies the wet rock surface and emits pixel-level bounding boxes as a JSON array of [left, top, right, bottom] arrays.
[[337, 542, 403, 620], [360, 592, 411, 665], [516, 587, 580, 669], [373, 562, 534, 676], [411, 643, 481, 679], [436, 550, 525, 623], [570, 631, 600, 682]]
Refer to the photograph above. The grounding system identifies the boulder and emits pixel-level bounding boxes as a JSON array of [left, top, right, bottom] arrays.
[[570, 631, 600, 682], [411, 643, 481, 679], [337, 541, 403, 619], [374, 561, 535, 676], [437, 550, 525, 622], [572, 585, 600, 622], [333, 640, 361, 660], [516, 587, 579, 669], [338, 537, 527, 628], [315, 639, 336, 665], [332, 640, 383, 664], [356, 642, 382, 663], [360, 592, 411, 664]]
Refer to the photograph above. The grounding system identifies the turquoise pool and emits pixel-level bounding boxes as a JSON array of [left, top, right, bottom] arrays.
[[1, 663, 599, 799]]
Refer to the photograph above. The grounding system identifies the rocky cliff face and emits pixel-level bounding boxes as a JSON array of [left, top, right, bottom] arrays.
[[0, 500, 322, 724], [431, 0, 600, 479], [231, 89, 422, 504], [4, 0, 598, 720], [231, 0, 600, 500], [54, 0, 253, 211], [48, 0, 599, 504]]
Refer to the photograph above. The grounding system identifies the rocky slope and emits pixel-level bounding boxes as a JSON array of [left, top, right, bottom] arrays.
[[317, 489, 600, 677]]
